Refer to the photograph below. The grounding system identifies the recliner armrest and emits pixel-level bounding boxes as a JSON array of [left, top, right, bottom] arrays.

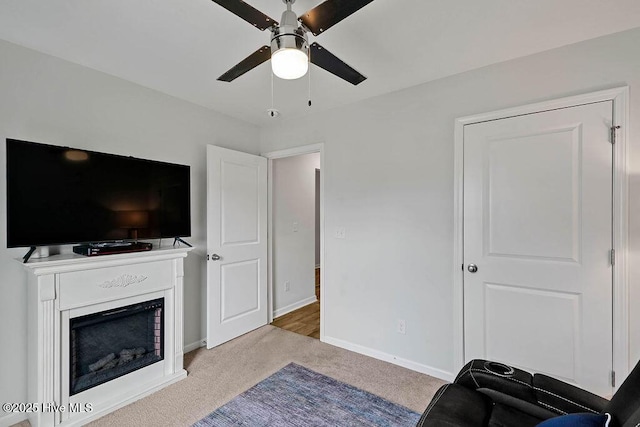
[[454, 359, 537, 405], [416, 383, 491, 427], [533, 374, 608, 415]]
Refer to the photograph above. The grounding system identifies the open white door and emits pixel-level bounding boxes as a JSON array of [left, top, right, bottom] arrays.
[[206, 145, 268, 348]]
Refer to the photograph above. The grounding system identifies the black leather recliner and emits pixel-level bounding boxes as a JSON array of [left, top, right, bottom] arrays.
[[417, 359, 640, 427]]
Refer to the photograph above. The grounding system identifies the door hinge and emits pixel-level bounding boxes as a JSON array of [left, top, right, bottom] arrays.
[[610, 370, 616, 387], [610, 125, 620, 144], [610, 249, 615, 266], [462, 263, 464, 271]]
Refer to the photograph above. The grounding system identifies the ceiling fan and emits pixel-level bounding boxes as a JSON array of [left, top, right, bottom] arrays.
[[212, 0, 373, 85]]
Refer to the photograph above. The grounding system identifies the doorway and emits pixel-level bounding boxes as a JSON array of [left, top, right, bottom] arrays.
[[263, 144, 324, 340], [205, 144, 324, 348], [452, 87, 629, 394]]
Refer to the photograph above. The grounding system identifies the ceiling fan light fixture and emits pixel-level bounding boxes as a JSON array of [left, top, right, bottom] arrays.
[[270, 10, 309, 81], [271, 47, 308, 79]]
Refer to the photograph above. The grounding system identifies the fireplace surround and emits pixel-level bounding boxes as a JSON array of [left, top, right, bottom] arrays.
[[24, 246, 192, 427]]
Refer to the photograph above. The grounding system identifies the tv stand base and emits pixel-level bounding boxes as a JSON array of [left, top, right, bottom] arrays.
[[23, 246, 37, 263], [173, 237, 192, 247]]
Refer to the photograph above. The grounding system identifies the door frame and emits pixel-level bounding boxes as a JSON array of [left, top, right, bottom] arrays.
[[452, 87, 629, 387], [261, 143, 325, 340]]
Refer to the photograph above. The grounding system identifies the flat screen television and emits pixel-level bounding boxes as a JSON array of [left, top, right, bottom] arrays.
[[6, 139, 191, 248]]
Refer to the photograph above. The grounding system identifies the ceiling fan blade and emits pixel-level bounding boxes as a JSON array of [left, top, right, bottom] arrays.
[[310, 42, 366, 86], [218, 45, 271, 82], [299, 0, 374, 36], [211, 0, 277, 31]]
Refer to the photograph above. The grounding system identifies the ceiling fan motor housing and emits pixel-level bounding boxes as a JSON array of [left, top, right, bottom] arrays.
[[270, 9, 309, 58]]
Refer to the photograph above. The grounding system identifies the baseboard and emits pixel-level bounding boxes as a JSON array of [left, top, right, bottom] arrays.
[[184, 339, 205, 353], [0, 411, 28, 427], [322, 336, 455, 383], [273, 296, 317, 318]]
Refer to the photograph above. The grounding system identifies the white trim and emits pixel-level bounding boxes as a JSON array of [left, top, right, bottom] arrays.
[[454, 87, 628, 126], [452, 116, 465, 374], [267, 158, 275, 324], [611, 87, 630, 386], [262, 143, 324, 160], [0, 412, 28, 427], [323, 336, 455, 383], [262, 143, 325, 340], [273, 296, 318, 318], [184, 339, 205, 354], [453, 86, 630, 388]]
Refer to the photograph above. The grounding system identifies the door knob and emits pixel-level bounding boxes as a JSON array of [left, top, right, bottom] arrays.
[[467, 264, 478, 273], [209, 254, 221, 261]]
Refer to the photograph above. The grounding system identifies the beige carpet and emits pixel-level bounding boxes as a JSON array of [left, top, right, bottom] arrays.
[[15, 326, 446, 426]]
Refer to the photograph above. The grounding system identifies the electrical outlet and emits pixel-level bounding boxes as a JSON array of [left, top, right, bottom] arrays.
[[335, 227, 346, 239], [285, 281, 291, 292], [293, 221, 299, 232], [397, 319, 406, 335]]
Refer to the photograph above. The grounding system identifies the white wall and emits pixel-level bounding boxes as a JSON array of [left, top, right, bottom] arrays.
[[272, 153, 320, 316], [260, 27, 640, 378], [0, 39, 259, 425]]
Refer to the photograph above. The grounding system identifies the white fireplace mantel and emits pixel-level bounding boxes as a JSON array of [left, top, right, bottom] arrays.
[[23, 246, 193, 427]]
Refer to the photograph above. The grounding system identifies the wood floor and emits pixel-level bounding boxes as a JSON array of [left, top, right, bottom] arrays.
[[271, 301, 320, 339], [272, 267, 320, 339]]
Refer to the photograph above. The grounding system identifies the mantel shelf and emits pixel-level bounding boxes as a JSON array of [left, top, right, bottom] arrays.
[[21, 246, 194, 276]]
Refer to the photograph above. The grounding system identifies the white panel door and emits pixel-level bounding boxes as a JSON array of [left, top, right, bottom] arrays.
[[206, 145, 267, 348], [463, 101, 613, 395]]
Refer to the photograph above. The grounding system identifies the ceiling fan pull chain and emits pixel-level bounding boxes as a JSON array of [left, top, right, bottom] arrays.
[[271, 69, 275, 109], [308, 49, 312, 107]]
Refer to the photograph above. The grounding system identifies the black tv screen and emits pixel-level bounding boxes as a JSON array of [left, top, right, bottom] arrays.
[[6, 139, 191, 247]]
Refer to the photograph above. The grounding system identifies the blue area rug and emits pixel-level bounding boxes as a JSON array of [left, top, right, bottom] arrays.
[[194, 363, 421, 427]]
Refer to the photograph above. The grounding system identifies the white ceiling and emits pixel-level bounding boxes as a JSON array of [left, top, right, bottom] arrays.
[[1, 1, 639, 126]]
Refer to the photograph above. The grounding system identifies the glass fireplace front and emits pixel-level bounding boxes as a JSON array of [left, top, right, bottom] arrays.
[[69, 298, 164, 395]]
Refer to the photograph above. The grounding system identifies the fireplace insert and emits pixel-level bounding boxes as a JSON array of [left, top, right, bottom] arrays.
[[69, 298, 164, 395]]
